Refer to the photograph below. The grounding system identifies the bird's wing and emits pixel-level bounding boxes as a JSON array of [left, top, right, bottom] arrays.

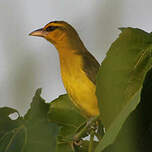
[[81, 50, 100, 85]]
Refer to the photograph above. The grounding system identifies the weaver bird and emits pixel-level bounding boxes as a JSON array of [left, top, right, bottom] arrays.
[[29, 21, 100, 117]]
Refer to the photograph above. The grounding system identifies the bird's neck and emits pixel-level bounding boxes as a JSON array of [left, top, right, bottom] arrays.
[[54, 38, 87, 74], [55, 35, 87, 54], [56, 44, 83, 68]]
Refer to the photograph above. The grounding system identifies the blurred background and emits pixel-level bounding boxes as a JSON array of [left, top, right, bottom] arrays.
[[0, 0, 152, 115]]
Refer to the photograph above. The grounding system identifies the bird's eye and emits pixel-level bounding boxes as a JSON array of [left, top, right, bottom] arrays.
[[45, 26, 58, 32]]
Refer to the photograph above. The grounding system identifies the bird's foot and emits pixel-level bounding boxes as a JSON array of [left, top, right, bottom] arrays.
[[73, 116, 100, 141]]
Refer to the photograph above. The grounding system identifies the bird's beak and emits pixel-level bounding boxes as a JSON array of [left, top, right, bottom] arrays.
[[29, 28, 45, 37]]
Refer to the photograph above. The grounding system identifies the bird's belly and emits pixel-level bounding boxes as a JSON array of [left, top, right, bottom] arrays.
[[61, 70, 99, 117]]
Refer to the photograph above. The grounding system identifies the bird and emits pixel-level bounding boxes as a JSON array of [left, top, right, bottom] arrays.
[[29, 21, 100, 117]]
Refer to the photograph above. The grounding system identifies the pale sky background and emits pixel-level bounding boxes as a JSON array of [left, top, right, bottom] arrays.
[[0, 0, 152, 115]]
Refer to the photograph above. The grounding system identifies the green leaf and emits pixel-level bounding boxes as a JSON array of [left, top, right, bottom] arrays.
[[0, 107, 22, 137], [23, 88, 59, 152], [96, 28, 152, 151], [0, 88, 59, 152], [0, 126, 26, 152], [48, 95, 87, 152], [0, 107, 25, 152], [102, 69, 152, 152]]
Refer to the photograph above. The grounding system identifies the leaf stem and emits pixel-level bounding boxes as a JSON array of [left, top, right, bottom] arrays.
[[88, 129, 95, 152]]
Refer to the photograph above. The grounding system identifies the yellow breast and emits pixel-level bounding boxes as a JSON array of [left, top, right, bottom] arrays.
[[59, 50, 99, 117]]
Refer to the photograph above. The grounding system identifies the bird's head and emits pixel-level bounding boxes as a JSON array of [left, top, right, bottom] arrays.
[[29, 21, 82, 49]]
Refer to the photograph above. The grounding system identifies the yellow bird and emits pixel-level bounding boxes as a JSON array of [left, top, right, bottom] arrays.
[[29, 21, 100, 117]]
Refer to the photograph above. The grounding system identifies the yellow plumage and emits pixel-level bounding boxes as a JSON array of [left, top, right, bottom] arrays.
[[59, 49, 99, 116], [29, 21, 100, 117]]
